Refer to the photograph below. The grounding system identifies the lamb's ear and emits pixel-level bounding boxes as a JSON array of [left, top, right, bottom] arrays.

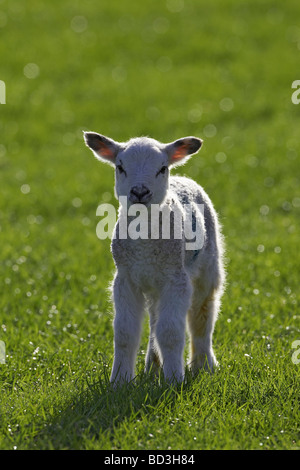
[[83, 132, 122, 165], [165, 137, 203, 167]]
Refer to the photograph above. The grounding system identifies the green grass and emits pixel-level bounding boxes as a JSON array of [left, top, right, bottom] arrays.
[[0, 0, 299, 450]]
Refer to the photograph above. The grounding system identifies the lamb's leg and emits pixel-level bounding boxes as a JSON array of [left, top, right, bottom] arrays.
[[145, 302, 161, 375], [110, 274, 144, 384], [187, 290, 220, 373], [155, 272, 192, 383]]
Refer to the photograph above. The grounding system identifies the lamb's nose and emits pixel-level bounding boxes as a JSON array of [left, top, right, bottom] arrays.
[[129, 185, 151, 203]]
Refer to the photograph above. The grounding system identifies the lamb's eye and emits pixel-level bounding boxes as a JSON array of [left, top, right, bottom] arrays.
[[117, 164, 126, 176], [156, 166, 168, 177]]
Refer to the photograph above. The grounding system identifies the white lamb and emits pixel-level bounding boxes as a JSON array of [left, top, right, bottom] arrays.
[[84, 132, 225, 384]]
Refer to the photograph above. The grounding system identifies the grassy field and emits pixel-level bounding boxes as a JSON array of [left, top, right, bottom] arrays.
[[0, 0, 299, 450]]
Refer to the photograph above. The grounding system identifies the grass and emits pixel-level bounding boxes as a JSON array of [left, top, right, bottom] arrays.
[[0, 0, 299, 450]]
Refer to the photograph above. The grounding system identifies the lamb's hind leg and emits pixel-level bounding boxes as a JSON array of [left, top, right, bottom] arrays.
[[155, 272, 193, 383], [145, 302, 161, 376], [187, 289, 220, 373]]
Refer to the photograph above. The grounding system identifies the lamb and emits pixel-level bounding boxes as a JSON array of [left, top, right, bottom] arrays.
[[84, 132, 225, 384]]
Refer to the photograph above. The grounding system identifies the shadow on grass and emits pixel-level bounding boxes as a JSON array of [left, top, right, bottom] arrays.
[[30, 365, 200, 449]]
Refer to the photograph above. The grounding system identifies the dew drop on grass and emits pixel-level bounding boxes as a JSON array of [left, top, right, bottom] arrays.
[[72, 197, 82, 208], [260, 205, 269, 216], [70, 16, 88, 33], [219, 97, 234, 112], [23, 63, 39, 79], [20, 184, 30, 194]]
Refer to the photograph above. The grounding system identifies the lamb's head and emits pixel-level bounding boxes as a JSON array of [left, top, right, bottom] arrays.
[[84, 133, 202, 206]]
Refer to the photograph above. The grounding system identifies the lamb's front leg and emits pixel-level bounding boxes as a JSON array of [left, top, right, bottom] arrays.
[[155, 272, 193, 383], [110, 274, 144, 384]]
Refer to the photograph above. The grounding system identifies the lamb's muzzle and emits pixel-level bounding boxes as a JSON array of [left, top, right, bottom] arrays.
[[129, 185, 152, 204]]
